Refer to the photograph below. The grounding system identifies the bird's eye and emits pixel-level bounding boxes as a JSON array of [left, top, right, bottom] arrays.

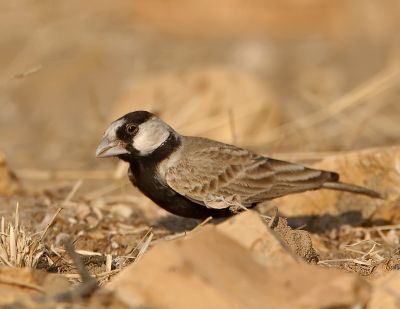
[[126, 124, 138, 135]]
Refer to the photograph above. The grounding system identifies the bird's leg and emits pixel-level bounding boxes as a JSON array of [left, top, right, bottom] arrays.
[[226, 195, 247, 214]]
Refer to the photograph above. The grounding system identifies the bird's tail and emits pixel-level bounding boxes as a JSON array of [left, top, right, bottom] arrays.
[[322, 181, 383, 199]]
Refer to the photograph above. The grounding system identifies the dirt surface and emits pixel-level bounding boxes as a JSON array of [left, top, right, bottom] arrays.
[[1, 0, 400, 308]]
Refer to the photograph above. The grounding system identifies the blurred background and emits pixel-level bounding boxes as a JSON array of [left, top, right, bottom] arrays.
[[1, 0, 400, 172]]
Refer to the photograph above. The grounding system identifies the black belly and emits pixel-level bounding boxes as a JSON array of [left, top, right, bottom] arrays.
[[128, 163, 232, 219]]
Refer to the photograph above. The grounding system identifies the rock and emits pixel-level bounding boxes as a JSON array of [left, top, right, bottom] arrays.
[[369, 272, 400, 309], [274, 146, 400, 228], [0, 267, 127, 308], [216, 211, 318, 265], [106, 215, 370, 308], [0, 152, 18, 196], [0, 267, 69, 306], [270, 216, 319, 262], [112, 67, 280, 149]]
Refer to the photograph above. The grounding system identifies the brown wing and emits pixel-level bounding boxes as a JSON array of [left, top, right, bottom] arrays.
[[165, 137, 338, 208]]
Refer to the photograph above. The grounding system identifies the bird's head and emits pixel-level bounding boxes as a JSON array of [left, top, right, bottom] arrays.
[[96, 111, 175, 159]]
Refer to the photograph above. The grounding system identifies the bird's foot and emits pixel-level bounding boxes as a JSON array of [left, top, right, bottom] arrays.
[[204, 194, 246, 213]]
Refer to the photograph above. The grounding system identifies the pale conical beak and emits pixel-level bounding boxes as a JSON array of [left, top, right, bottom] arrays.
[[96, 137, 129, 158]]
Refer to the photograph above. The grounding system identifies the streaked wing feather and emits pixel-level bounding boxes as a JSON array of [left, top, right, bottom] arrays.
[[165, 139, 337, 208], [166, 145, 249, 205], [243, 158, 337, 203]]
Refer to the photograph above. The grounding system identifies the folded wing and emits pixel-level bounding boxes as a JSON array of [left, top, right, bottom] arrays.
[[165, 139, 338, 209]]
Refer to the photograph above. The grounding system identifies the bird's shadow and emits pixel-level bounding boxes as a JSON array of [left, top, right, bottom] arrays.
[[154, 216, 199, 233], [154, 215, 227, 233], [154, 209, 390, 235], [285, 210, 390, 233]]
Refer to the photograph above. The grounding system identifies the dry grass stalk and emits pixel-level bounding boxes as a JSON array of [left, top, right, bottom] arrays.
[[0, 180, 80, 268], [132, 231, 153, 265], [86, 229, 155, 286], [0, 203, 46, 268], [318, 258, 373, 267], [46, 238, 99, 303], [106, 254, 112, 272], [120, 228, 153, 264], [190, 216, 213, 233], [228, 108, 237, 144], [151, 216, 213, 244], [25, 181, 81, 266], [319, 236, 391, 270], [13, 65, 42, 79], [261, 66, 400, 145]]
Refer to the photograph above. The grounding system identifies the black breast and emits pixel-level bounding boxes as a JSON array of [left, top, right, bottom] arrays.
[[128, 158, 232, 219], [121, 134, 232, 219]]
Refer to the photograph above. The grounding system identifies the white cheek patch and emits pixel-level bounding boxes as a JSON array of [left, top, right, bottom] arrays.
[[104, 119, 125, 140], [133, 118, 170, 155]]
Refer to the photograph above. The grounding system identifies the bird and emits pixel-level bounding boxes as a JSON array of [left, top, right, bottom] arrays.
[[96, 110, 382, 219]]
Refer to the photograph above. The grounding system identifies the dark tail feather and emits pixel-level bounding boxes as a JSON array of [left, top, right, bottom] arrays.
[[322, 182, 383, 199]]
